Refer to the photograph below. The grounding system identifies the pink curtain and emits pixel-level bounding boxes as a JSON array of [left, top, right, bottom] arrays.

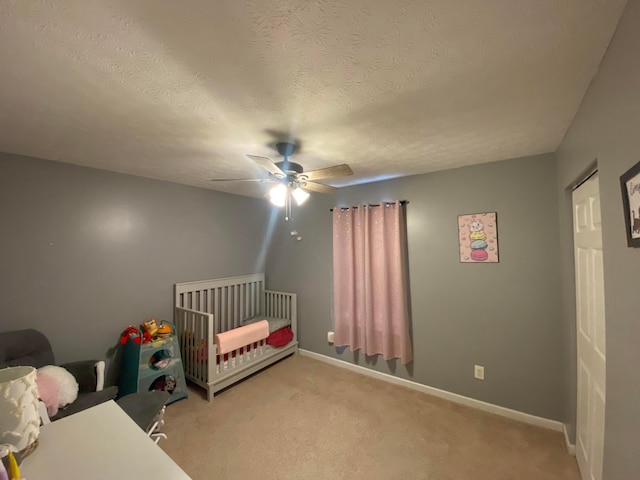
[[332, 201, 413, 364]]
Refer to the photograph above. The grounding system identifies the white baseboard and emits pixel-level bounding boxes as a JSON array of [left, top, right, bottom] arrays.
[[299, 349, 563, 432], [563, 424, 576, 455]]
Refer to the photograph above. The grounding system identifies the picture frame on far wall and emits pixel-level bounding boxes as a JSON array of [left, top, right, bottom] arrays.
[[620, 159, 640, 248], [457, 212, 499, 263]]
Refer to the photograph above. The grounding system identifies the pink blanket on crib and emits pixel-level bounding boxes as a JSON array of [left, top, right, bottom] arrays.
[[215, 320, 269, 355]]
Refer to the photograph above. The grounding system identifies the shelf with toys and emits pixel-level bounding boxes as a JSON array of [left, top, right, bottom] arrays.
[[118, 319, 188, 405]]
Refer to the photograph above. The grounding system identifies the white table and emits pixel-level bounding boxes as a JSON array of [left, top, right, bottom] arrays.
[[21, 400, 191, 480]]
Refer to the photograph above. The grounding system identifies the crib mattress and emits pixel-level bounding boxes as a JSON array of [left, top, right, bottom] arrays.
[[242, 315, 291, 333]]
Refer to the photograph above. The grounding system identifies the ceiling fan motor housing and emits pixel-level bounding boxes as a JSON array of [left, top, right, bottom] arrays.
[[274, 142, 305, 180], [275, 142, 298, 157]]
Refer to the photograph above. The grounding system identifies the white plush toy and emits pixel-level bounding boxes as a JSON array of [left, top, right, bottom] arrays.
[[37, 365, 79, 408]]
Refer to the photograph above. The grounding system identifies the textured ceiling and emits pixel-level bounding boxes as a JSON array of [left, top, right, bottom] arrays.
[[0, 0, 627, 197]]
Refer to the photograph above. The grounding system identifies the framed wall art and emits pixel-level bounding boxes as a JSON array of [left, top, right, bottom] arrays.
[[458, 212, 499, 263], [620, 160, 640, 247]]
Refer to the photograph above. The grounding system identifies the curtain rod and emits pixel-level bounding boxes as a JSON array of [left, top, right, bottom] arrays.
[[329, 200, 409, 212]]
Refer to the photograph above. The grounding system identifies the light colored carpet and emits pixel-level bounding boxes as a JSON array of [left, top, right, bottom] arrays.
[[161, 354, 580, 480]]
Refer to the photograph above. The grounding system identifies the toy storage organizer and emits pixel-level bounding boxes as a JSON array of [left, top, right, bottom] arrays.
[[174, 273, 297, 401], [118, 323, 188, 405]]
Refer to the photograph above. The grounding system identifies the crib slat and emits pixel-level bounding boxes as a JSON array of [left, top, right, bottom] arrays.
[[235, 284, 242, 327], [214, 289, 220, 336], [192, 312, 198, 381], [232, 284, 237, 328], [202, 312, 207, 382], [253, 282, 258, 316], [196, 311, 202, 382], [228, 286, 231, 328], [242, 284, 247, 322], [220, 287, 226, 332], [186, 312, 192, 378], [194, 312, 199, 381]]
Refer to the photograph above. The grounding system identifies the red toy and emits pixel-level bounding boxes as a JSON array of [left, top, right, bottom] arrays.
[[119, 326, 142, 345]]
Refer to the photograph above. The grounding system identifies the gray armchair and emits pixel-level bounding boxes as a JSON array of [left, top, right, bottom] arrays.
[[0, 329, 118, 421]]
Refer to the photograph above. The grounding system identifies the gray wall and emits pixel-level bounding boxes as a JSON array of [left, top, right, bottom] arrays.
[[0, 152, 271, 368], [555, 0, 640, 477], [267, 153, 565, 420]]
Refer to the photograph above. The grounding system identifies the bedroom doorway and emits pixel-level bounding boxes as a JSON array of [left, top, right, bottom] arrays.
[[572, 172, 606, 480]]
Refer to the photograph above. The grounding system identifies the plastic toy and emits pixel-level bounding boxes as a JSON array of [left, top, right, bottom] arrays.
[[0, 447, 21, 480]]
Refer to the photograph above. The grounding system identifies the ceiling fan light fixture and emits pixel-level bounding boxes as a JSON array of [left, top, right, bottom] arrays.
[[269, 184, 287, 207], [231, 143, 352, 219], [292, 187, 310, 206]]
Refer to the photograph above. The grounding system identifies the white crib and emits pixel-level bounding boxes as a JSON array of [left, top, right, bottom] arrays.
[[174, 273, 297, 401]]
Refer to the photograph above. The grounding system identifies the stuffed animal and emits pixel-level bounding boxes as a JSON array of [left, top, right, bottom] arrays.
[[142, 318, 159, 339], [156, 322, 172, 337], [150, 375, 176, 394], [119, 326, 141, 344], [37, 365, 79, 414], [121, 319, 170, 345], [36, 372, 60, 417]]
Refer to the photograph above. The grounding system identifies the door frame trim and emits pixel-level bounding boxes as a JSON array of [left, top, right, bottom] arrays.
[[570, 160, 598, 191]]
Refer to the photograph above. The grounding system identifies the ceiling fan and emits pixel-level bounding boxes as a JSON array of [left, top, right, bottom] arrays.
[[212, 142, 353, 220]]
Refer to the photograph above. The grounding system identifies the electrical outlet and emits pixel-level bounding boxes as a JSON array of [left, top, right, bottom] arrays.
[[474, 365, 485, 380], [327, 331, 335, 343]]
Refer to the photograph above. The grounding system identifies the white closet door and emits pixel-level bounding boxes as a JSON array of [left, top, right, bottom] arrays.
[[572, 173, 606, 480]]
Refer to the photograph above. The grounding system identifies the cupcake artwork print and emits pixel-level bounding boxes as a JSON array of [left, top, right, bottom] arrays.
[[458, 212, 499, 263]]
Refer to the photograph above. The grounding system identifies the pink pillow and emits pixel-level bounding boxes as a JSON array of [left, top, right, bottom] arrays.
[[36, 372, 60, 417]]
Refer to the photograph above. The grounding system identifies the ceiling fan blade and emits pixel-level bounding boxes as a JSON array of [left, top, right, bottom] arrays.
[[210, 178, 276, 183], [303, 164, 353, 182], [247, 155, 286, 178], [302, 181, 337, 194]]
